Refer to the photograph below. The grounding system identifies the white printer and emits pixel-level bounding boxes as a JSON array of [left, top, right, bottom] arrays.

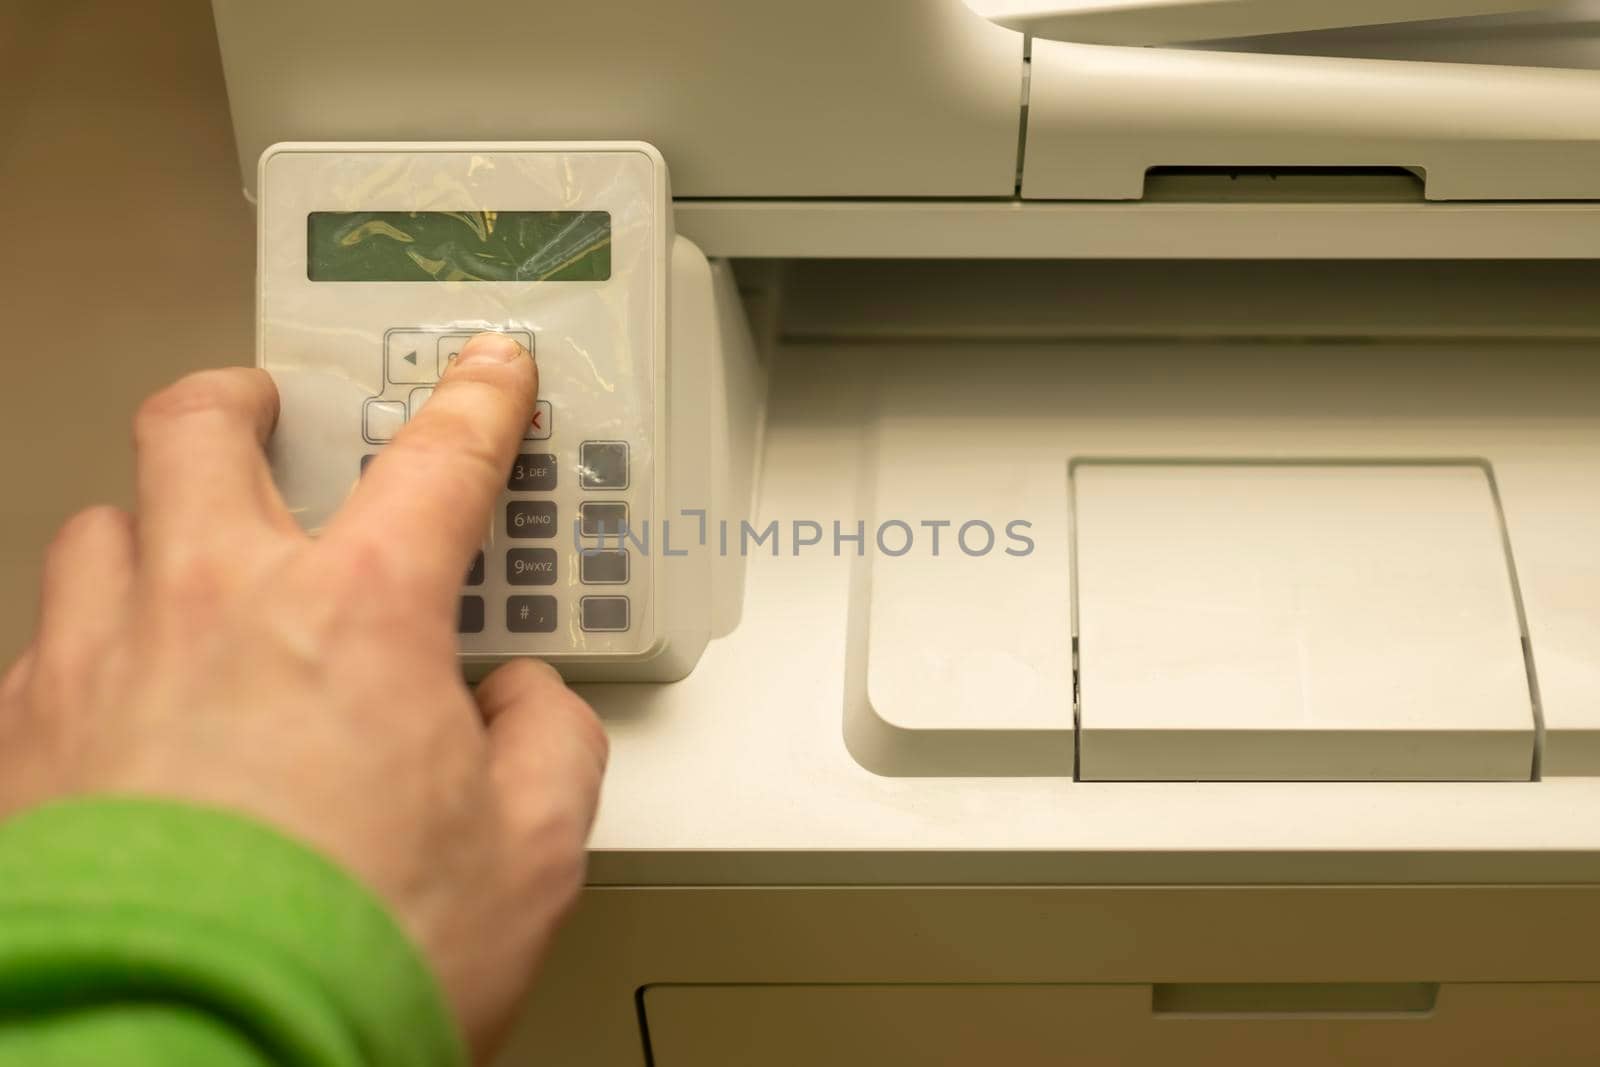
[[216, 1, 1600, 1063]]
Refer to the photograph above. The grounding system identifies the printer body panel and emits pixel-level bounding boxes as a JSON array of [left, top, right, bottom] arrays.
[[212, 0, 1024, 201]]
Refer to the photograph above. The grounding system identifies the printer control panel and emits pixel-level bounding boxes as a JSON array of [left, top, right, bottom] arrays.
[[257, 143, 669, 662]]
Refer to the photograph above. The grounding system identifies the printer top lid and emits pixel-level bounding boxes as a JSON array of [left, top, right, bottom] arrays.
[[972, 0, 1551, 44]]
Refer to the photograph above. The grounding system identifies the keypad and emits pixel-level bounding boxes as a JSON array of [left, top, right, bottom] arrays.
[[365, 326, 639, 643]]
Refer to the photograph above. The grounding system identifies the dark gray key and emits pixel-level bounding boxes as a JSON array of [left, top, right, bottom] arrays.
[[507, 548, 557, 585], [580, 596, 629, 632], [506, 595, 557, 633], [506, 500, 557, 538], [508, 453, 557, 491], [466, 551, 485, 586], [579, 441, 628, 489], [458, 596, 484, 634], [579, 501, 630, 537], [580, 548, 628, 584]]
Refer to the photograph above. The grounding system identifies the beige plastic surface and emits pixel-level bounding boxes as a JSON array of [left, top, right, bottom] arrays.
[[1024, 40, 1600, 200], [495, 884, 1600, 1066], [210, 0, 1024, 200], [577, 323, 1600, 884], [642, 982, 1600, 1066], [971, 0, 1542, 46], [674, 200, 1600, 259], [1075, 464, 1534, 781], [849, 450, 1073, 776]]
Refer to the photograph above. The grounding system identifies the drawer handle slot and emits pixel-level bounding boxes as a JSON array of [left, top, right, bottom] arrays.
[[1153, 983, 1439, 1016]]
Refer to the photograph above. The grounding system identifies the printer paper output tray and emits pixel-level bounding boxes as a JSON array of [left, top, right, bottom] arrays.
[[578, 257, 1600, 887]]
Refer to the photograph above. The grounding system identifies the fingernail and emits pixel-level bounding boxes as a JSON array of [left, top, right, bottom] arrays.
[[454, 332, 523, 367]]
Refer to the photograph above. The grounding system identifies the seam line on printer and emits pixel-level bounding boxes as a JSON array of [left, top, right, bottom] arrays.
[[1013, 33, 1032, 198], [1481, 462, 1547, 781], [1067, 457, 1082, 780]]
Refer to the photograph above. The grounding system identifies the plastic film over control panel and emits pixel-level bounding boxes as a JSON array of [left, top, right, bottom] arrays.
[[258, 143, 668, 663]]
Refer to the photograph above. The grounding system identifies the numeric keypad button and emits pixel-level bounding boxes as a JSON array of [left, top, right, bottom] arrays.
[[506, 596, 557, 633], [508, 453, 557, 492], [506, 500, 558, 538], [506, 548, 557, 585]]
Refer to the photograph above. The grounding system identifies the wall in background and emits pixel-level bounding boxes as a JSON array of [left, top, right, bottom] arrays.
[[0, 0, 253, 658]]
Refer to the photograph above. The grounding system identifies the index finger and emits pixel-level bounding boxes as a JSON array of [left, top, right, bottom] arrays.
[[329, 332, 537, 598]]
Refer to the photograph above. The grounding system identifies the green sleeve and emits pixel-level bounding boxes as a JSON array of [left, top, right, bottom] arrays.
[[0, 797, 465, 1067]]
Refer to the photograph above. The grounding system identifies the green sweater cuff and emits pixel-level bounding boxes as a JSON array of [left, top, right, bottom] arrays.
[[0, 797, 465, 1067]]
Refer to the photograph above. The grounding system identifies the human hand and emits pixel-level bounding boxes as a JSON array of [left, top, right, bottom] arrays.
[[0, 332, 606, 1061]]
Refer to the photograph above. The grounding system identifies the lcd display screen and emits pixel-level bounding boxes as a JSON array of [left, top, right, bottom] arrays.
[[307, 210, 611, 282]]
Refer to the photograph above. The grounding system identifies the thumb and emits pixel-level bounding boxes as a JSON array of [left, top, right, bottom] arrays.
[[475, 658, 608, 840]]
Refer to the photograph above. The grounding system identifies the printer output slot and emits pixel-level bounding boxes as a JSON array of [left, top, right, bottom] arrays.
[[1142, 166, 1426, 203]]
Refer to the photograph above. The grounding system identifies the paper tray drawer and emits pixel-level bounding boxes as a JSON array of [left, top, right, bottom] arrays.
[[642, 983, 1600, 1067]]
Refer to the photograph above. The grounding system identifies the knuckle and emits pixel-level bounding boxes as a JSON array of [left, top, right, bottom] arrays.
[[317, 534, 451, 623], [152, 545, 234, 607], [134, 373, 236, 441], [47, 505, 128, 561]]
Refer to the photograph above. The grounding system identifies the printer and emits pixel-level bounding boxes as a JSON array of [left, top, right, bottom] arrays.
[[214, 1, 1600, 1063]]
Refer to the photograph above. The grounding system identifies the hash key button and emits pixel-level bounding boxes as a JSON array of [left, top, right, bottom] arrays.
[[506, 595, 557, 633], [508, 453, 557, 491], [507, 500, 557, 538]]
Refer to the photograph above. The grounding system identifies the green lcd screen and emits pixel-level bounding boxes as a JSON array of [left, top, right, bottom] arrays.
[[307, 210, 611, 282]]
